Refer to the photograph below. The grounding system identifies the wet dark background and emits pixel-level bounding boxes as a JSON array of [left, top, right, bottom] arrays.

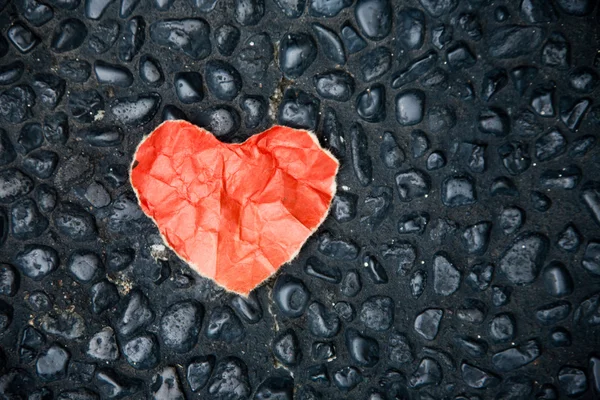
[[0, 0, 600, 398]]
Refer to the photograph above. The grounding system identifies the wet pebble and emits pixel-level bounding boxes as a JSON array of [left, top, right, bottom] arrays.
[[115, 290, 154, 337], [207, 357, 251, 399], [0, 85, 36, 124], [95, 369, 142, 399], [53, 202, 97, 241], [139, 55, 164, 87], [408, 357, 442, 389], [359, 296, 394, 331], [51, 18, 87, 53], [395, 89, 425, 126], [312, 23, 346, 65], [535, 301, 571, 325], [396, 8, 425, 53], [392, 51, 437, 88], [150, 366, 185, 400], [160, 300, 203, 352], [58, 59, 91, 82], [214, 24, 240, 56], [446, 42, 476, 70], [239, 96, 267, 129], [492, 339, 541, 371], [187, 355, 214, 392], [332, 366, 362, 392], [196, 106, 240, 138], [395, 169, 430, 201], [345, 328, 379, 367], [87, 327, 118, 361], [278, 88, 319, 130], [414, 309, 443, 340], [487, 25, 544, 59], [94, 61, 133, 87], [122, 334, 159, 370], [442, 175, 476, 207], [110, 93, 161, 126], [150, 19, 211, 60], [314, 71, 354, 102], [254, 378, 294, 400], [557, 224, 581, 252], [8, 22, 40, 54], [279, 33, 317, 79], [341, 270, 361, 297], [205, 306, 244, 342], [230, 292, 262, 324], [90, 280, 119, 314], [433, 253, 461, 295], [14, 245, 58, 281], [68, 90, 104, 123], [234, 0, 264, 25], [205, 61, 242, 101], [558, 366, 588, 397], [354, 0, 392, 41], [500, 232, 548, 285], [398, 211, 429, 235], [341, 23, 367, 54], [356, 84, 385, 122], [11, 199, 48, 240], [307, 302, 340, 338], [310, 0, 352, 17], [36, 344, 69, 381], [273, 330, 301, 366], [235, 33, 273, 81], [87, 19, 119, 54], [305, 256, 341, 283], [461, 362, 500, 389], [583, 241, 600, 276], [67, 251, 102, 283]]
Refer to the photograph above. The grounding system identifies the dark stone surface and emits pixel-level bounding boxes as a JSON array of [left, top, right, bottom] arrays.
[[0, 1, 598, 398]]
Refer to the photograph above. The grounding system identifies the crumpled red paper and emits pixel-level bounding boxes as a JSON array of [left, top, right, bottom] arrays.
[[130, 121, 339, 295]]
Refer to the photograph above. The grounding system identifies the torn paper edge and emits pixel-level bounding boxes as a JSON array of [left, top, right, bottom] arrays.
[[130, 121, 339, 297]]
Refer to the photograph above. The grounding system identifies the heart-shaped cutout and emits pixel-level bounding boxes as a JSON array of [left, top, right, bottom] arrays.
[[130, 121, 339, 295]]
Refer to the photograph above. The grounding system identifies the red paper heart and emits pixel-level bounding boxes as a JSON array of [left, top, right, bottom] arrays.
[[130, 121, 339, 295]]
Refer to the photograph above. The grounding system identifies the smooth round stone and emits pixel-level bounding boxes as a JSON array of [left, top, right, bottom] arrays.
[[51, 18, 87, 53], [14, 245, 59, 280], [239, 95, 267, 129], [312, 23, 346, 65], [273, 274, 310, 318], [354, 0, 392, 41], [36, 344, 70, 381], [278, 33, 317, 79], [174, 72, 203, 104], [234, 0, 264, 26], [160, 301, 203, 353], [0, 61, 25, 86], [345, 328, 379, 367], [214, 24, 240, 56], [68, 251, 103, 283], [162, 104, 186, 121], [123, 334, 159, 370], [356, 84, 385, 123], [7, 22, 40, 53], [94, 61, 133, 87], [109, 93, 161, 127], [139, 55, 164, 86], [395, 90, 425, 126], [195, 106, 240, 138], [543, 262, 574, 297], [205, 60, 242, 101], [314, 71, 355, 102]]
